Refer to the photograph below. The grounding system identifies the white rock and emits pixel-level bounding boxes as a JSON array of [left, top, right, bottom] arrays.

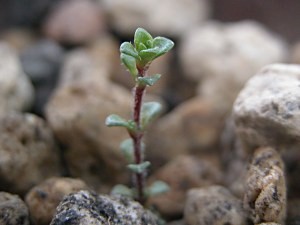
[[0, 43, 34, 115], [233, 64, 300, 151], [101, 0, 210, 36], [180, 21, 288, 113]]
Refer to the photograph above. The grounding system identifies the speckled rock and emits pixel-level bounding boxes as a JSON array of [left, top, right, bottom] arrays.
[[147, 97, 225, 168], [50, 190, 159, 225], [43, 0, 105, 44], [148, 155, 222, 219], [20, 39, 65, 115], [25, 177, 88, 225], [0, 42, 34, 115], [244, 147, 286, 224], [102, 0, 210, 37], [0, 112, 62, 195], [46, 52, 131, 191], [184, 186, 248, 225], [180, 21, 287, 113], [0, 192, 30, 225], [233, 64, 300, 152]]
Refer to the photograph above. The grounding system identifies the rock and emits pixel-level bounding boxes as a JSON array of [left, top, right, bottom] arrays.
[[180, 21, 287, 113], [243, 147, 286, 224], [147, 97, 225, 168], [0, 192, 30, 225], [0, 112, 62, 195], [184, 185, 248, 225], [20, 39, 65, 115], [0, 42, 34, 115], [102, 0, 210, 37], [43, 0, 106, 45], [148, 155, 222, 219], [290, 41, 300, 64], [50, 190, 159, 225], [25, 177, 88, 225], [167, 220, 186, 225], [0, 28, 36, 53], [46, 51, 132, 191], [233, 64, 300, 152]]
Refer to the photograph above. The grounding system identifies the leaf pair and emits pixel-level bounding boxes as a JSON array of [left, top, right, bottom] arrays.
[[105, 102, 162, 132], [120, 28, 174, 77]]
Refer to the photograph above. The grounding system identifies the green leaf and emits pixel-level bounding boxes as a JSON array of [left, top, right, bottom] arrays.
[[138, 49, 159, 64], [146, 181, 170, 197], [120, 139, 134, 163], [120, 42, 140, 59], [152, 37, 174, 57], [105, 115, 136, 131], [127, 161, 151, 174], [111, 184, 134, 198], [134, 28, 153, 51], [138, 74, 161, 86], [141, 102, 162, 129], [120, 53, 138, 77]]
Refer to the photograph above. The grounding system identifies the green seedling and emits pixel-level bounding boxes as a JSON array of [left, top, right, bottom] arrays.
[[106, 28, 174, 204]]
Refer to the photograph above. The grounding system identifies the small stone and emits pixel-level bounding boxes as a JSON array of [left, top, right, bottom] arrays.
[[0, 112, 62, 195], [102, 0, 210, 37], [233, 64, 300, 152], [184, 185, 248, 225], [46, 51, 132, 191], [180, 21, 287, 113], [50, 190, 159, 225], [0, 42, 34, 115], [243, 147, 286, 224], [25, 177, 88, 225], [148, 155, 222, 219], [43, 0, 105, 45], [20, 39, 65, 115], [0, 192, 30, 225], [147, 97, 224, 168]]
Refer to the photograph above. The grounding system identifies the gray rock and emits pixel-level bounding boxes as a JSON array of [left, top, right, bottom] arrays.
[[102, 0, 210, 37], [0, 42, 34, 115], [148, 155, 222, 219], [244, 147, 287, 224], [180, 21, 287, 114], [46, 51, 132, 191], [233, 64, 300, 152], [0, 192, 30, 225], [50, 190, 159, 225], [43, 0, 106, 45], [25, 177, 88, 225], [184, 186, 248, 225], [0, 112, 62, 195], [147, 97, 225, 168], [20, 39, 65, 115]]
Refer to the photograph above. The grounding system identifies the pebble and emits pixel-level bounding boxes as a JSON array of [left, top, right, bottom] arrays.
[[25, 177, 88, 225]]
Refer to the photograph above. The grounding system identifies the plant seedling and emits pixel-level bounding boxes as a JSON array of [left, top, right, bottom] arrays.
[[105, 28, 174, 204]]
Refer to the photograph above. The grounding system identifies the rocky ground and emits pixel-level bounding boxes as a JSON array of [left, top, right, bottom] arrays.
[[0, 0, 300, 224]]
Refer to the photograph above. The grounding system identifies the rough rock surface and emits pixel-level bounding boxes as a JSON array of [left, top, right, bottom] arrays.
[[0, 192, 30, 225], [180, 21, 287, 113], [147, 97, 225, 168], [148, 155, 222, 219], [20, 39, 65, 115], [25, 177, 88, 225], [184, 185, 247, 225], [0, 112, 62, 195], [50, 190, 159, 225], [43, 0, 105, 44], [0, 42, 34, 115], [234, 64, 300, 152], [244, 147, 287, 224], [102, 0, 210, 36], [46, 51, 132, 191]]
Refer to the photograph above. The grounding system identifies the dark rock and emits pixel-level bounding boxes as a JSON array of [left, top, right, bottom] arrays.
[[0, 192, 30, 225], [50, 190, 159, 225]]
